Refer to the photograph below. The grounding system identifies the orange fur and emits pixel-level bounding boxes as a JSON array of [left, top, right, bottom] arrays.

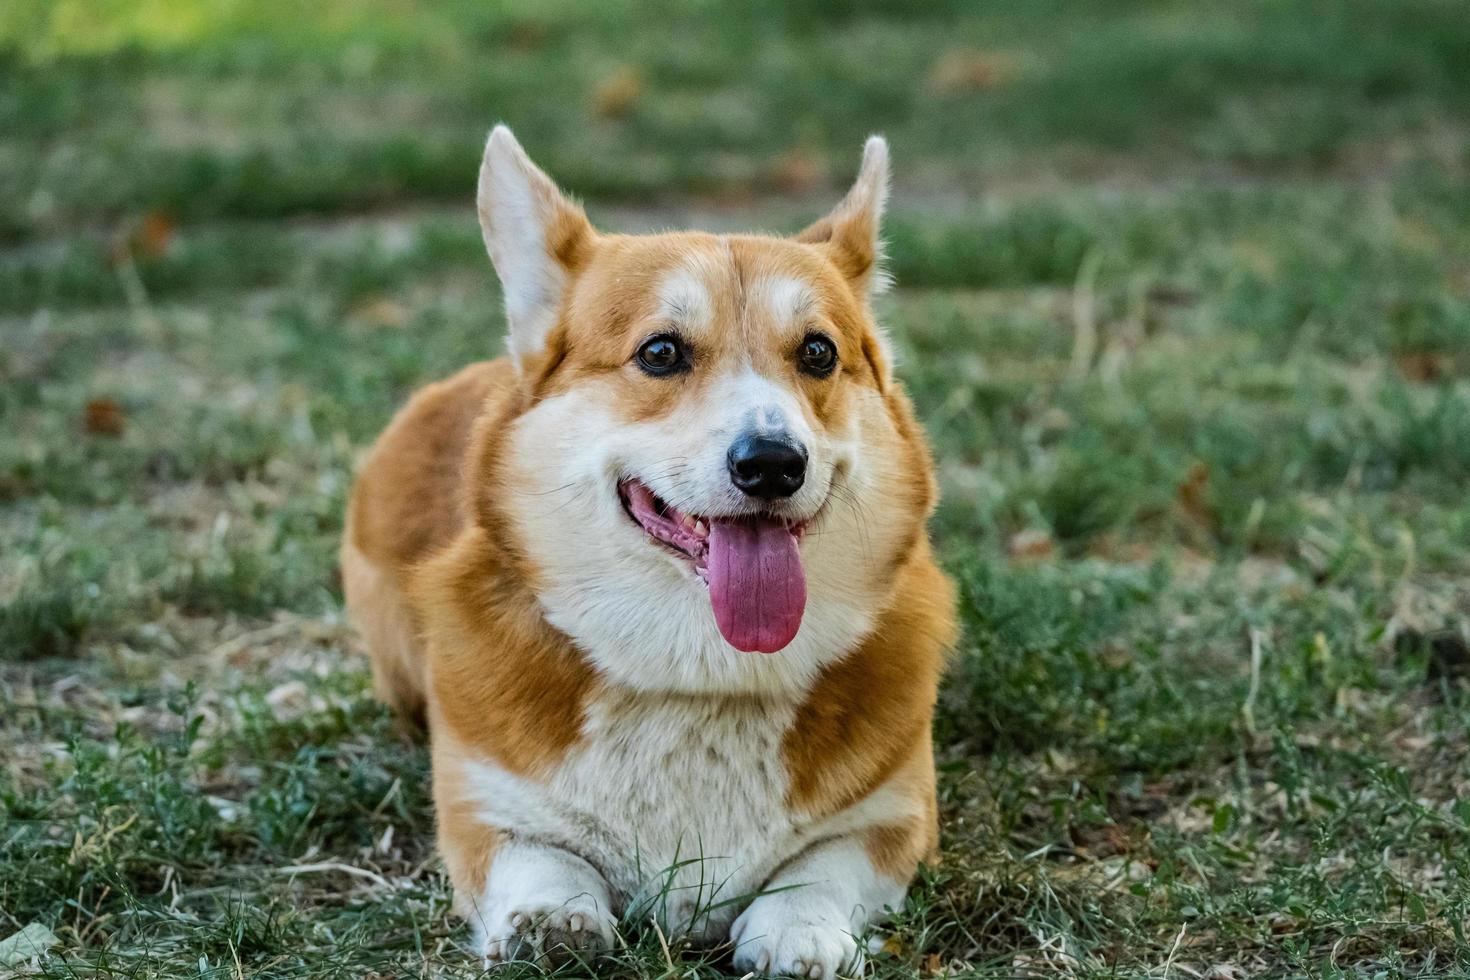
[[341, 360, 515, 719], [341, 130, 956, 963]]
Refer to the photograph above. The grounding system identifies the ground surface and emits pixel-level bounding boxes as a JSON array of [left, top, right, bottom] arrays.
[[3, 2, 1470, 977]]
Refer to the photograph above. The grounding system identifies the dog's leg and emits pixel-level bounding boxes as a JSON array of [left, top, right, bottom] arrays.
[[435, 743, 620, 963], [465, 839, 617, 967], [730, 835, 908, 979], [340, 538, 425, 723]]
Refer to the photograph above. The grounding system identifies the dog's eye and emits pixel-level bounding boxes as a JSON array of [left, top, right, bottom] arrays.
[[636, 334, 686, 375], [798, 334, 837, 376]]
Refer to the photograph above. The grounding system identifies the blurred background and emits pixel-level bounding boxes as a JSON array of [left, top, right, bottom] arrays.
[[3, 1, 1470, 976]]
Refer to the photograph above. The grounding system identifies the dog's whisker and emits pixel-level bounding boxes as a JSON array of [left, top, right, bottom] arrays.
[[516, 481, 580, 497], [823, 479, 875, 562]]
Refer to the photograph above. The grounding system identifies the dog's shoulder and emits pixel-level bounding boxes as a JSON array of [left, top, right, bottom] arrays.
[[414, 522, 601, 778]]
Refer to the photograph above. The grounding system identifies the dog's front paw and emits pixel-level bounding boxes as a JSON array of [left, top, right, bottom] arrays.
[[478, 895, 615, 967], [730, 895, 858, 979], [470, 841, 618, 968]]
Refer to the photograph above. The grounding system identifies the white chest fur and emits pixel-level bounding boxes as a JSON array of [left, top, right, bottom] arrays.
[[464, 689, 816, 939]]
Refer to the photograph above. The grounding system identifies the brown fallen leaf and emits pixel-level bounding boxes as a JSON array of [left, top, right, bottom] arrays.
[[83, 397, 126, 437], [1394, 350, 1455, 382], [110, 211, 177, 266], [928, 49, 1019, 96], [1007, 528, 1054, 561], [351, 297, 410, 329], [769, 148, 827, 195], [136, 211, 176, 258], [1070, 820, 1138, 858], [1176, 460, 1214, 530], [591, 66, 643, 119]]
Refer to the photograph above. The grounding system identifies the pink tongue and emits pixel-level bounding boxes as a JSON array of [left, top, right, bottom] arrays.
[[707, 518, 807, 653]]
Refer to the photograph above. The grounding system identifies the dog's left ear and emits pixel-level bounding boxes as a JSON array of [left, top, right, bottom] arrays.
[[796, 135, 890, 296], [477, 125, 595, 369]]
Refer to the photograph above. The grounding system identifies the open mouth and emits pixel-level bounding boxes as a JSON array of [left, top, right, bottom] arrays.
[[618, 479, 808, 654]]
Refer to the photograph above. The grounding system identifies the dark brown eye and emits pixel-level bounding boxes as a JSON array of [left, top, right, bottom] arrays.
[[798, 333, 837, 376], [636, 334, 686, 375]]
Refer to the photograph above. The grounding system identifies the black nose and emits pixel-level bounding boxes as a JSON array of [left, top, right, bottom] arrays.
[[728, 434, 807, 500]]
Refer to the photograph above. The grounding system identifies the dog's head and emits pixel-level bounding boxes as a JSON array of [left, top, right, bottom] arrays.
[[477, 126, 935, 691]]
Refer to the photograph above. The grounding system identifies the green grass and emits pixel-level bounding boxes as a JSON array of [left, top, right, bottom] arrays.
[[3, 1, 1470, 977]]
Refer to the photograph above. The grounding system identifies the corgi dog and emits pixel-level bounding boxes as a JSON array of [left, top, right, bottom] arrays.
[[342, 125, 955, 977]]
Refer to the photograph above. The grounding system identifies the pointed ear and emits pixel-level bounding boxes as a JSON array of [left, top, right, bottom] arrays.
[[477, 125, 594, 368], [796, 135, 890, 294]]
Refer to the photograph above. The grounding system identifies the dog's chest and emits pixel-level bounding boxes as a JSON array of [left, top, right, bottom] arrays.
[[547, 691, 799, 924]]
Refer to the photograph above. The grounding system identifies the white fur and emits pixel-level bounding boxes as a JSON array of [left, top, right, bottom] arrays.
[[852, 136, 889, 237], [477, 125, 575, 368], [731, 837, 905, 979], [459, 694, 919, 945], [501, 364, 908, 695], [656, 265, 715, 330], [753, 275, 817, 328], [729, 367, 816, 442], [470, 840, 616, 963]]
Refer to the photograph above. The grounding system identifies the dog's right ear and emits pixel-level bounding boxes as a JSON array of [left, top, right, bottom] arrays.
[[796, 136, 889, 297], [477, 125, 594, 369]]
